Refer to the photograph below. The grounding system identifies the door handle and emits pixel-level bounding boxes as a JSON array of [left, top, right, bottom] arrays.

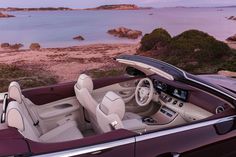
[[90, 148, 112, 155]]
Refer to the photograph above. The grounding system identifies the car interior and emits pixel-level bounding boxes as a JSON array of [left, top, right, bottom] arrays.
[[0, 66, 235, 144]]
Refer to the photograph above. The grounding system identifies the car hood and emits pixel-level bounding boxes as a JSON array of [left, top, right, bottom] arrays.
[[115, 55, 236, 106]]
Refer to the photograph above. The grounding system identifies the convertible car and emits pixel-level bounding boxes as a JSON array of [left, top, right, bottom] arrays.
[[0, 55, 236, 157]]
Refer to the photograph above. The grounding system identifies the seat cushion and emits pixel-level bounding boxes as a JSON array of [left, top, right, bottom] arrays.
[[123, 112, 141, 120], [39, 121, 83, 143]]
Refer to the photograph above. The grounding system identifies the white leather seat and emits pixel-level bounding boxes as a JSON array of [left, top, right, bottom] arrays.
[[7, 82, 83, 143], [74, 74, 142, 134], [96, 91, 146, 133], [74, 74, 101, 133], [8, 82, 39, 127]]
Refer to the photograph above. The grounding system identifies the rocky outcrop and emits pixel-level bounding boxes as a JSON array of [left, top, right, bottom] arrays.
[[1, 43, 23, 50], [0, 12, 15, 18], [86, 4, 151, 10], [1, 43, 10, 48], [218, 70, 236, 77], [73, 35, 85, 41], [0, 7, 73, 12], [30, 43, 41, 50], [228, 16, 236, 21], [226, 34, 236, 42], [108, 27, 142, 39]]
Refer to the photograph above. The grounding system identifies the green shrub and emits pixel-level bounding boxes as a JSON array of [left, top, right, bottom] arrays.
[[140, 28, 171, 51], [168, 30, 231, 63], [140, 29, 234, 74]]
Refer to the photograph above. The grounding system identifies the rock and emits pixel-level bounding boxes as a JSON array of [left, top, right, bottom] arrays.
[[227, 34, 236, 42], [1, 43, 10, 48], [107, 27, 142, 39], [228, 16, 236, 21], [0, 12, 15, 18], [73, 35, 85, 41], [218, 70, 236, 77], [30, 43, 41, 50], [86, 4, 140, 10], [1, 43, 23, 50], [10, 43, 24, 50]]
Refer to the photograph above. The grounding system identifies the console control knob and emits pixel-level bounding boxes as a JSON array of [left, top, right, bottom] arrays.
[[173, 100, 178, 105]]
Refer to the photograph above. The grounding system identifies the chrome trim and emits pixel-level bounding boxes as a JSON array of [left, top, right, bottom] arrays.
[[33, 138, 135, 157], [215, 106, 225, 114], [34, 115, 236, 157], [136, 115, 236, 142]]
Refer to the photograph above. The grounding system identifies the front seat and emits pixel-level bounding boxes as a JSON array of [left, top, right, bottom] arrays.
[[74, 74, 142, 133], [96, 91, 146, 133], [7, 82, 83, 143], [74, 74, 100, 132]]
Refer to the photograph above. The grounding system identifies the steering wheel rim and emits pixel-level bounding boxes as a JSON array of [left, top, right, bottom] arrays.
[[135, 78, 154, 106]]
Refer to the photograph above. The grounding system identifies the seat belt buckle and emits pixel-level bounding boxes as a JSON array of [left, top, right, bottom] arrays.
[[34, 120, 39, 126], [110, 121, 118, 130]]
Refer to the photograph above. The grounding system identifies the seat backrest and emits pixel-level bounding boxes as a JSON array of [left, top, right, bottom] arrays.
[[96, 91, 125, 133], [74, 74, 100, 132], [8, 82, 40, 127], [6, 101, 40, 142], [8, 81, 23, 104]]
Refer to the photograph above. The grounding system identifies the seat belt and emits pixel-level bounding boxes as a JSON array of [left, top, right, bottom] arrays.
[[22, 97, 39, 126]]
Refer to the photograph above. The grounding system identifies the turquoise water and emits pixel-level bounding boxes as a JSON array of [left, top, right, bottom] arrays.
[[0, 7, 236, 48]]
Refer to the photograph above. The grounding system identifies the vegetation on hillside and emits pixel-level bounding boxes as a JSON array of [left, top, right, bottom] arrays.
[[0, 64, 57, 92], [140, 28, 172, 51], [139, 28, 236, 74]]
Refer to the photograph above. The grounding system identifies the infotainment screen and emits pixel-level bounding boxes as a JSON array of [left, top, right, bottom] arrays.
[[172, 88, 188, 101]]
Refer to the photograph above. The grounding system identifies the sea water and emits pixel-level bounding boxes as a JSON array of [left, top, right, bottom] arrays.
[[0, 7, 236, 48]]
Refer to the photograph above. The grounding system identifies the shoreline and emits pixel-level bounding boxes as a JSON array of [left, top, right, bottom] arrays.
[[0, 43, 138, 82]]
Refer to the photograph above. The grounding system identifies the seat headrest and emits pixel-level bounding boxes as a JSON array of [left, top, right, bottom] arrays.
[[6, 101, 24, 131], [76, 74, 93, 93], [8, 81, 22, 104], [99, 91, 125, 119]]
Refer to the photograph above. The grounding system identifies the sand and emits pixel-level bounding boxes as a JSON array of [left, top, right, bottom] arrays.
[[0, 43, 138, 82], [228, 42, 236, 50]]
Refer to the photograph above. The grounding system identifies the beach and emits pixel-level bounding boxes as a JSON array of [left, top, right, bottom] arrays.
[[0, 43, 138, 82]]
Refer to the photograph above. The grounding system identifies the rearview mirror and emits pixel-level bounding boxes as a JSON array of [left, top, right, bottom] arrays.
[[126, 67, 145, 77]]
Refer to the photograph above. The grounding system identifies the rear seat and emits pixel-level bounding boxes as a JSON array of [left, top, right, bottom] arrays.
[[6, 82, 83, 143]]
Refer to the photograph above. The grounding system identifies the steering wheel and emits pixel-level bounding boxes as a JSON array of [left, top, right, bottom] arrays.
[[135, 78, 154, 106]]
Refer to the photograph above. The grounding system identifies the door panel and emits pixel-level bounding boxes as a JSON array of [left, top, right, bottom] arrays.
[[93, 82, 136, 103], [28, 129, 136, 156], [23, 82, 76, 105], [181, 136, 236, 157], [135, 117, 236, 157], [75, 143, 135, 157]]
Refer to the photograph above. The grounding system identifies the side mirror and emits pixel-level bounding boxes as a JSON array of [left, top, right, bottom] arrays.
[[214, 118, 236, 135], [126, 67, 146, 77]]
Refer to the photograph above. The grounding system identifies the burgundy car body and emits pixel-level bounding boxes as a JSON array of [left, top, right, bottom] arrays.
[[0, 55, 236, 157]]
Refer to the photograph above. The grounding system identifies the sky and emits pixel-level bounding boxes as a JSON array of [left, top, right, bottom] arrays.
[[0, 0, 236, 8]]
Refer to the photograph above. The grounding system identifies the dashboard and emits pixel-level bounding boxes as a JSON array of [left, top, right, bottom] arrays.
[[153, 79, 188, 102]]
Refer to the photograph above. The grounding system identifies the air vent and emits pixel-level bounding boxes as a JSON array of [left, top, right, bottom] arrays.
[[215, 106, 225, 114]]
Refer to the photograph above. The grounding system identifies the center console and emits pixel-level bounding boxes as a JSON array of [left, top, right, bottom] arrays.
[[142, 104, 178, 126]]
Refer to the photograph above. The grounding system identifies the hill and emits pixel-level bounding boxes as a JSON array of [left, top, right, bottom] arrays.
[[138, 29, 236, 74], [85, 4, 151, 10]]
